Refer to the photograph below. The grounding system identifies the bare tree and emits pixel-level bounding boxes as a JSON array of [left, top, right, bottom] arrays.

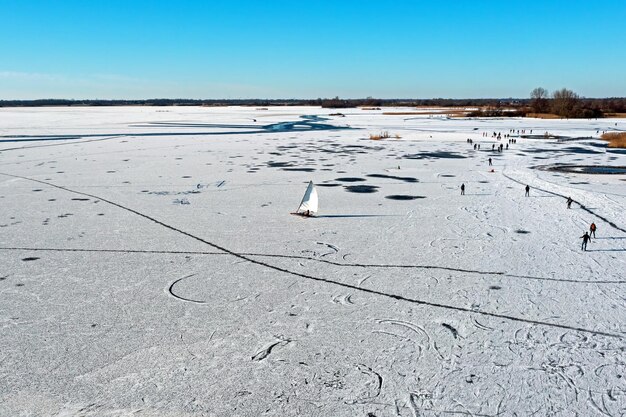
[[552, 88, 580, 117], [530, 87, 549, 113]]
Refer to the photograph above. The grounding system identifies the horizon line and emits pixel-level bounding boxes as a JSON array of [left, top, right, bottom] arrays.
[[2, 97, 626, 102]]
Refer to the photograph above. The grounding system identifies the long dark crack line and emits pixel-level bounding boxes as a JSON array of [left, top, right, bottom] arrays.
[[1, 171, 623, 339], [1, 246, 623, 284], [0, 135, 126, 153], [503, 173, 626, 233]]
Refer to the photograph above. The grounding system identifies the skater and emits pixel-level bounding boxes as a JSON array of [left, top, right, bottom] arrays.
[[566, 196, 573, 209], [525, 185, 530, 197], [590, 222, 597, 238], [580, 231, 591, 251], [460, 183, 465, 195], [488, 158, 492, 166]]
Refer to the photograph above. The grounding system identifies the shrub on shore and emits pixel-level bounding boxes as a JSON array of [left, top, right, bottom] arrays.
[[601, 132, 626, 148], [370, 131, 401, 140]]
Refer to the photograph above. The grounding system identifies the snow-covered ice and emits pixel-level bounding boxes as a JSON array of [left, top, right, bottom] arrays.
[[1, 106, 625, 416]]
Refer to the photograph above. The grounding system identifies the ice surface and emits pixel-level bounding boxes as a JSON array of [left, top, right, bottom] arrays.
[[1, 106, 625, 416]]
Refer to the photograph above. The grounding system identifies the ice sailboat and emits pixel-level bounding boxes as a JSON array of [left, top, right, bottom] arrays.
[[292, 181, 318, 217]]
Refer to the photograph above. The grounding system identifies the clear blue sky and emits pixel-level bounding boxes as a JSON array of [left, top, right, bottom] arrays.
[[1, 0, 625, 99]]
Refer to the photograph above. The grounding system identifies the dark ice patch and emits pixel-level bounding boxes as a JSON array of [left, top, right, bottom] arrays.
[[525, 147, 601, 155], [335, 177, 366, 182], [344, 185, 379, 193], [539, 164, 626, 175], [282, 167, 316, 172], [367, 174, 418, 183], [403, 152, 466, 160], [267, 161, 296, 168], [385, 195, 426, 200]]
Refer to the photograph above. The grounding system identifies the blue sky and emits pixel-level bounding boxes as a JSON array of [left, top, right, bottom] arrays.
[[1, 0, 625, 99]]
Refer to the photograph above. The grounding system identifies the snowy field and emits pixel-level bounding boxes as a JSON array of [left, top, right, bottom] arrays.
[[1, 106, 625, 416]]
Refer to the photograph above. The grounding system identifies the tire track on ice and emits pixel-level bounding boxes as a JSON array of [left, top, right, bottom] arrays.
[[2, 171, 624, 339]]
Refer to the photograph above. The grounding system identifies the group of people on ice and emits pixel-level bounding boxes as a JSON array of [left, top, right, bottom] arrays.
[[580, 223, 596, 251], [491, 143, 507, 152], [463, 130, 603, 252], [469, 135, 512, 154], [581, 223, 597, 251], [459, 181, 599, 251], [562, 196, 598, 250]]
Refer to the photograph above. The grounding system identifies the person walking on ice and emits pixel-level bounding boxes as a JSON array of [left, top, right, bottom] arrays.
[[567, 197, 573, 209], [460, 183, 465, 195], [525, 185, 530, 197], [590, 222, 597, 238], [580, 231, 591, 251], [488, 158, 492, 166]]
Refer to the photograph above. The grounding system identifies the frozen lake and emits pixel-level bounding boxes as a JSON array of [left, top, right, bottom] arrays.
[[1, 106, 625, 416]]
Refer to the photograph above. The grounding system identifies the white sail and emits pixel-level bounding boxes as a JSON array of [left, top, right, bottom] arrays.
[[296, 181, 318, 215]]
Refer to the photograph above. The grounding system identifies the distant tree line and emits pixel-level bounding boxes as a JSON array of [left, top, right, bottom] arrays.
[[466, 108, 528, 118], [529, 87, 625, 118], [1, 96, 625, 117], [0, 97, 523, 108]]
